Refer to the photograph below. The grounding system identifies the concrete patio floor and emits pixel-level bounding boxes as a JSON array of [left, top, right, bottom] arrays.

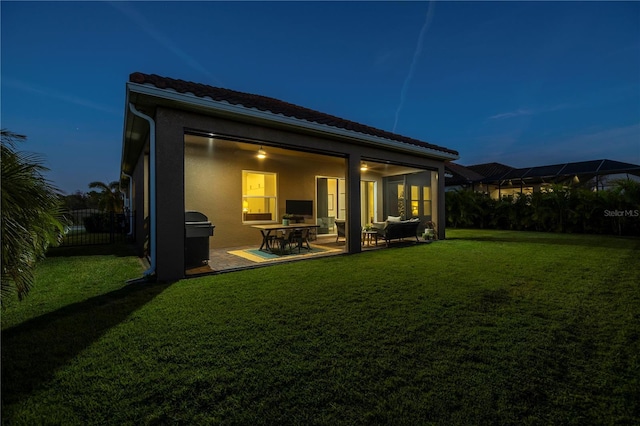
[[185, 234, 396, 276]]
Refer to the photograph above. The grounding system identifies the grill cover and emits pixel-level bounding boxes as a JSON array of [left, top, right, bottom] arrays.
[[185, 211, 208, 223], [185, 211, 214, 238], [185, 211, 214, 267]]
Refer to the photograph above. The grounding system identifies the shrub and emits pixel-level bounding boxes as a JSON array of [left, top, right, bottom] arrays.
[[446, 183, 640, 236], [83, 213, 112, 233]]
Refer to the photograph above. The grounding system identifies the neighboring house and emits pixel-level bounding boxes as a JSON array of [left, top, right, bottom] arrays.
[[445, 159, 640, 199], [443, 162, 487, 192], [121, 72, 459, 281]]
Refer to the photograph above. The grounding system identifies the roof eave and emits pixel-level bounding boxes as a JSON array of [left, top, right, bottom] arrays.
[[125, 82, 459, 161], [121, 88, 151, 176]]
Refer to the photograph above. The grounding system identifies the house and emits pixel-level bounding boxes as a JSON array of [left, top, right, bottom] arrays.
[[445, 159, 640, 199], [121, 73, 459, 281]]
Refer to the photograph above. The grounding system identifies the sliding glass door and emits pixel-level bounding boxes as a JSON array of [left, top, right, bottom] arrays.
[[406, 172, 432, 220], [316, 177, 345, 234], [361, 180, 375, 226]]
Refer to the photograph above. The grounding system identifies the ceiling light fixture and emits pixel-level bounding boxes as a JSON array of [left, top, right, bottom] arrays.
[[257, 146, 266, 159], [360, 162, 368, 171]]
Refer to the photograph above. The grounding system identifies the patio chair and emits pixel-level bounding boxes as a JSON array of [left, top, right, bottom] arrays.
[[272, 230, 293, 254], [288, 228, 311, 253], [328, 216, 335, 232]]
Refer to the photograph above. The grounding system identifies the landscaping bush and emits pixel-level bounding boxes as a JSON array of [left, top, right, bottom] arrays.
[[82, 212, 112, 233], [446, 181, 640, 236]]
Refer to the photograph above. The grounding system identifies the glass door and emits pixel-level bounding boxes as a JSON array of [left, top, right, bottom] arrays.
[[384, 176, 405, 219], [361, 180, 375, 226], [406, 171, 432, 220], [384, 171, 432, 231], [316, 177, 345, 235]]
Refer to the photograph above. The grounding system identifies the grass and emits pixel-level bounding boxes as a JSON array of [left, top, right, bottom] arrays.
[[2, 230, 639, 425]]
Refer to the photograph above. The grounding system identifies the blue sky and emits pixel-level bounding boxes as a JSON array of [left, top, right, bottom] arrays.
[[2, 1, 639, 194]]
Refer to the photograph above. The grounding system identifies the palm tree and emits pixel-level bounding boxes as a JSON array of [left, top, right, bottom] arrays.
[[610, 178, 640, 206], [88, 181, 123, 213], [1, 129, 66, 305]]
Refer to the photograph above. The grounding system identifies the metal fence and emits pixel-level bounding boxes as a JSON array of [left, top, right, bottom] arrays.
[[61, 210, 133, 246]]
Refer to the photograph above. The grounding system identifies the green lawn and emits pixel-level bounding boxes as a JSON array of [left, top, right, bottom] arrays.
[[2, 230, 639, 425]]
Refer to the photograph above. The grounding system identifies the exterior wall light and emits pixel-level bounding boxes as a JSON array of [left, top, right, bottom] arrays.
[[257, 146, 266, 159]]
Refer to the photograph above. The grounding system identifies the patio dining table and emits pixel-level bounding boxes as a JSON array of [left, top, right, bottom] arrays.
[[252, 223, 320, 252]]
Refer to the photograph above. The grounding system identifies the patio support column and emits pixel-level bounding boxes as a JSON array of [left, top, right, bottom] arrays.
[[154, 108, 185, 282], [346, 154, 362, 254]]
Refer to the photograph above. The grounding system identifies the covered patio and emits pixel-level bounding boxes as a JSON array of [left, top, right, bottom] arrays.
[[187, 234, 433, 275], [122, 72, 458, 281]]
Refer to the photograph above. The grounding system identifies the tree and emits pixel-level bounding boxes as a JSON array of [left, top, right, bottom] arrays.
[[88, 181, 123, 213], [445, 189, 484, 228], [62, 190, 89, 210], [610, 178, 640, 206], [1, 129, 66, 305]]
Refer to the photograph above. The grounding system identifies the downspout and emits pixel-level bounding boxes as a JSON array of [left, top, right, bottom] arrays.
[[128, 103, 156, 278], [121, 172, 134, 236]]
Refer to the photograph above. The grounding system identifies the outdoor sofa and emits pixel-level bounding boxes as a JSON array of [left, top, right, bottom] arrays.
[[373, 217, 421, 246]]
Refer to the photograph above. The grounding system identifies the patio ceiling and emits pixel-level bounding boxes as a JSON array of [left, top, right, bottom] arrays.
[[184, 134, 426, 177]]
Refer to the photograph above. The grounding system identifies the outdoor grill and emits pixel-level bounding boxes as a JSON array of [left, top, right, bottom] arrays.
[[185, 211, 215, 268]]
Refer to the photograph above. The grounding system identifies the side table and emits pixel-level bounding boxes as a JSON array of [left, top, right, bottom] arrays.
[[362, 230, 378, 246]]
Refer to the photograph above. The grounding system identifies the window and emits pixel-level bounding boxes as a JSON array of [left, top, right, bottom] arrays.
[[242, 171, 277, 222], [423, 186, 432, 217], [411, 185, 420, 217], [409, 185, 431, 217]]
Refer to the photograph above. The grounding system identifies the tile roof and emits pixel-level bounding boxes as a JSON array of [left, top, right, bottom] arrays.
[[129, 72, 458, 157]]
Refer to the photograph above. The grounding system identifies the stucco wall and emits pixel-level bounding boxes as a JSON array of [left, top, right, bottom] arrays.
[[185, 139, 346, 249], [132, 140, 148, 257]]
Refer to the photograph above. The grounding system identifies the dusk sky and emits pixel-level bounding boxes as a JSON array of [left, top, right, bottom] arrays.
[[2, 1, 639, 195]]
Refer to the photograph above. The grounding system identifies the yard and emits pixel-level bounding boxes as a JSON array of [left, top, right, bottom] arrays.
[[2, 230, 639, 424]]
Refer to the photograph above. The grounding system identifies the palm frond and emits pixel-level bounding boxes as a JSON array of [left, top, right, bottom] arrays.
[[1, 129, 66, 306]]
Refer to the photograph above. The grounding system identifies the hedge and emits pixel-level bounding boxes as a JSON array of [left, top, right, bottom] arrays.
[[445, 181, 640, 236]]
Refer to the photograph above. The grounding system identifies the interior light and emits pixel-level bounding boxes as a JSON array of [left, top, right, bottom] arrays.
[[360, 162, 368, 171], [257, 146, 266, 159]]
